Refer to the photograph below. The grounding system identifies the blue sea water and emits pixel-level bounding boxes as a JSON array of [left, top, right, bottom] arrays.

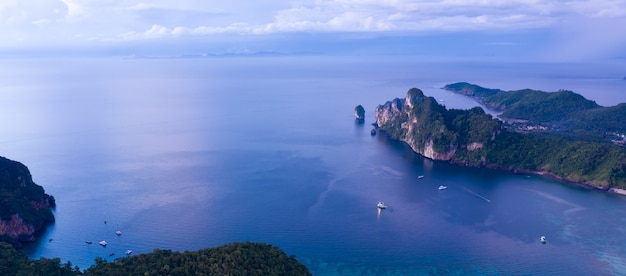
[[1, 56, 625, 275]]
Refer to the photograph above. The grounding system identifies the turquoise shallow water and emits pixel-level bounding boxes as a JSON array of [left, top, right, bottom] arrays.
[[1, 56, 625, 274]]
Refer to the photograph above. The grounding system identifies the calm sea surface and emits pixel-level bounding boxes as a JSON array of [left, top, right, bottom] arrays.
[[1, 56, 626, 275]]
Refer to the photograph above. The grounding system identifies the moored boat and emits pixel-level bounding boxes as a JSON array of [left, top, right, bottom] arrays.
[[438, 185, 447, 190], [99, 240, 107, 246], [540, 236, 547, 243]]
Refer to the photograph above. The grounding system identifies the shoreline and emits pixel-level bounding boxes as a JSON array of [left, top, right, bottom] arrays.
[[609, 187, 626, 195], [383, 130, 624, 196]]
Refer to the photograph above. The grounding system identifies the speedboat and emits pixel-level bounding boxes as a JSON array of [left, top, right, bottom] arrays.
[[377, 201, 387, 209], [540, 236, 547, 243], [99, 240, 107, 246], [418, 175, 424, 179], [438, 185, 447, 190], [125, 250, 133, 255]]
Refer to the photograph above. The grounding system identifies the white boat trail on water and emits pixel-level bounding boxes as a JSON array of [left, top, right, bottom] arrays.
[[459, 186, 491, 203]]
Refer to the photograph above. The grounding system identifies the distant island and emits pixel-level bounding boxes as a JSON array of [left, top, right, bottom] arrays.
[[1, 241, 311, 275], [442, 82, 626, 141], [0, 156, 56, 247], [375, 87, 626, 192]]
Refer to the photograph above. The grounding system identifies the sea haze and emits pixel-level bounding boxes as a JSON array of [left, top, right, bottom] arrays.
[[1, 56, 625, 275]]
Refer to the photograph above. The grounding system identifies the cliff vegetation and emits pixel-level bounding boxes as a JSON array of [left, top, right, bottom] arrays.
[[0, 156, 55, 247], [375, 88, 626, 190], [1, 241, 310, 275]]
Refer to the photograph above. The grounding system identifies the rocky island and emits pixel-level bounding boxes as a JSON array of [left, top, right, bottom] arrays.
[[354, 104, 365, 120], [375, 88, 626, 191], [0, 156, 55, 247]]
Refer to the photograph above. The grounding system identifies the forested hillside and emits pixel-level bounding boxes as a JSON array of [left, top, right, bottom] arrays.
[[443, 82, 626, 138], [0, 241, 311, 275], [376, 88, 626, 190]]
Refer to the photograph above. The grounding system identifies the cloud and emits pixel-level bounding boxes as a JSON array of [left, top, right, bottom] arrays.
[[116, 0, 609, 40], [60, 0, 86, 19], [565, 0, 626, 17], [1, 0, 626, 59]]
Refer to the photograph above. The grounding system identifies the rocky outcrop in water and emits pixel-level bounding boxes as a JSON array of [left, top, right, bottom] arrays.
[[354, 105, 365, 120], [0, 156, 55, 247]]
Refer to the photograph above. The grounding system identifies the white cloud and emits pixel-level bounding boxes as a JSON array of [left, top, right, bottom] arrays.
[[32, 18, 52, 25], [60, 0, 86, 19], [565, 0, 626, 17], [1, 0, 625, 55]]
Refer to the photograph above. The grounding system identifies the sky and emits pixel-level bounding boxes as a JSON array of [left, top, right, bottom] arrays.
[[1, 0, 626, 60]]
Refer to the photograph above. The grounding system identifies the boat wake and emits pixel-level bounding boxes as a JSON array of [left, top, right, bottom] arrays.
[[532, 190, 585, 215], [459, 186, 491, 203]]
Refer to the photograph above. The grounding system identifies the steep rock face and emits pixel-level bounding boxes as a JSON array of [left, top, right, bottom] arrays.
[[0, 214, 36, 242], [0, 156, 55, 247], [375, 88, 626, 190], [375, 88, 456, 160], [375, 88, 499, 163]]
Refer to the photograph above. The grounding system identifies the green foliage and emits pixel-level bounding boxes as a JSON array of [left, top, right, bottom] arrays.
[[485, 89, 599, 122], [0, 241, 311, 275], [378, 87, 626, 189], [442, 82, 502, 98], [0, 242, 80, 275], [443, 82, 626, 138], [561, 103, 626, 134], [84, 242, 311, 276], [0, 156, 56, 246], [485, 131, 626, 189]]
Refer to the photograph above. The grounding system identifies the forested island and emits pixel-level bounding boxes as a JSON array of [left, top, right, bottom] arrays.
[[443, 82, 626, 142], [1, 241, 311, 275], [0, 156, 56, 247], [374, 87, 626, 191]]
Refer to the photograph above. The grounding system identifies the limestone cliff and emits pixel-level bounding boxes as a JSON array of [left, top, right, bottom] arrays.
[[375, 88, 500, 164], [0, 156, 55, 247], [374, 88, 626, 190]]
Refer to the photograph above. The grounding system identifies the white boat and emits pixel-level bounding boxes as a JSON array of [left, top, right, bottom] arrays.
[[540, 236, 547, 243], [438, 185, 447, 190], [418, 175, 424, 179], [377, 201, 387, 209], [115, 230, 122, 236], [125, 250, 132, 255], [99, 240, 107, 246]]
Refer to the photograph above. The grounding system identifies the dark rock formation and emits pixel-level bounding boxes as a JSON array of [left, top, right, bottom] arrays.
[[0, 156, 55, 248], [354, 105, 365, 120], [375, 88, 500, 162]]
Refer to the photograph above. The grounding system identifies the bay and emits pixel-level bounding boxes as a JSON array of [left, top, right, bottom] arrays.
[[1, 56, 625, 274]]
